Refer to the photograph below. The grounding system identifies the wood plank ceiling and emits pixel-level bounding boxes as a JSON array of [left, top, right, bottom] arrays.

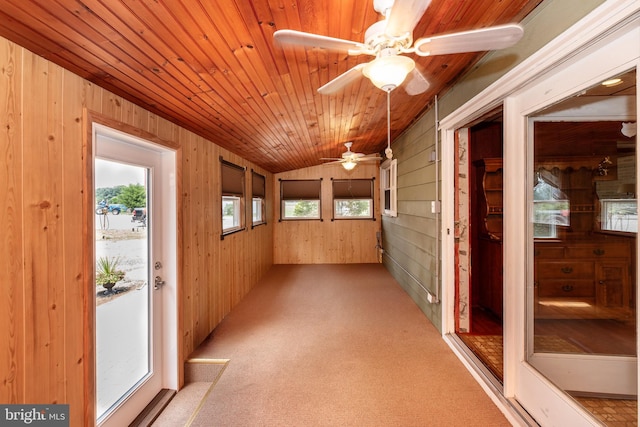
[[0, 0, 542, 173]]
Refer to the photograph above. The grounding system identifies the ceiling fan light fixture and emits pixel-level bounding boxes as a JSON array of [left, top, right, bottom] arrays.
[[342, 159, 357, 170], [363, 52, 415, 91]]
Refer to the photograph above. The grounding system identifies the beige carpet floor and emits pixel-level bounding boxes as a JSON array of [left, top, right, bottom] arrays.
[[186, 264, 511, 427]]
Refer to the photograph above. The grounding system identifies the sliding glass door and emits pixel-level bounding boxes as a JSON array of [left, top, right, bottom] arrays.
[[509, 17, 638, 425]]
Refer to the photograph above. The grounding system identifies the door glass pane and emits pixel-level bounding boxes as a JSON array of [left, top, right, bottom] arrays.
[[528, 69, 637, 424], [95, 159, 150, 421]]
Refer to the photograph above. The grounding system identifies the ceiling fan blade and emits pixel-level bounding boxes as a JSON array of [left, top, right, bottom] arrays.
[[317, 63, 367, 95], [319, 157, 344, 161], [404, 68, 430, 95], [413, 24, 524, 56], [385, 0, 432, 38], [359, 156, 383, 161], [274, 29, 367, 53]]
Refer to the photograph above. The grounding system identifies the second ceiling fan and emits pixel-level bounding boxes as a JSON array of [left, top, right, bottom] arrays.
[[274, 0, 524, 95]]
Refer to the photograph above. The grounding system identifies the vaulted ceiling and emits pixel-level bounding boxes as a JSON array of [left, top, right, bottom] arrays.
[[0, 0, 543, 172]]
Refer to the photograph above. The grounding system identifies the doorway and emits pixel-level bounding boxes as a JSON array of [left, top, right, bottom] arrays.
[[93, 124, 178, 426], [455, 109, 505, 383]]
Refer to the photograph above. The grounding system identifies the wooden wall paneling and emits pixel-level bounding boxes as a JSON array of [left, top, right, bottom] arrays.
[[203, 140, 216, 337], [22, 52, 60, 403], [121, 98, 147, 131], [155, 112, 179, 143], [101, 91, 123, 122], [47, 57, 66, 403], [181, 131, 195, 358], [0, 38, 24, 405], [211, 142, 221, 331], [82, 80, 103, 113], [195, 137, 209, 347], [62, 69, 90, 423], [274, 163, 380, 264], [190, 137, 203, 345], [3, 37, 276, 424]]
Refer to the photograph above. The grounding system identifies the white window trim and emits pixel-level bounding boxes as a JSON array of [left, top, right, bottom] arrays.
[[252, 196, 265, 225], [222, 195, 243, 233], [380, 158, 397, 217]]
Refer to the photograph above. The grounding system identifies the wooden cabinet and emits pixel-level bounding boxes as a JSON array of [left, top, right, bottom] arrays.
[[474, 158, 503, 239], [534, 240, 632, 319]]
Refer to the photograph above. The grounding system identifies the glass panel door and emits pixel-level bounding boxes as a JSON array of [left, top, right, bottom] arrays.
[[526, 69, 637, 425], [94, 128, 170, 426], [95, 158, 150, 421]]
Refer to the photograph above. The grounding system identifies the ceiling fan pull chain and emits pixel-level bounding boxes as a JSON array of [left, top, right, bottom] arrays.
[[385, 90, 393, 159]]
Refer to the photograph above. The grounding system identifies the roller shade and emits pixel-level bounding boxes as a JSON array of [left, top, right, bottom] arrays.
[[333, 179, 373, 198], [252, 171, 266, 198], [281, 179, 321, 200], [221, 159, 245, 195]]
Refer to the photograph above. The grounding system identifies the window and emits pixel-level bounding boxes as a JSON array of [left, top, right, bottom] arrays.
[[532, 171, 570, 239], [280, 179, 322, 220], [601, 199, 637, 233], [380, 159, 397, 217], [332, 179, 374, 220], [221, 158, 245, 237], [252, 170, 266, 227]]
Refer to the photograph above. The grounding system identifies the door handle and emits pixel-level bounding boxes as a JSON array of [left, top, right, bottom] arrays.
[[154, 275, 166, 290]]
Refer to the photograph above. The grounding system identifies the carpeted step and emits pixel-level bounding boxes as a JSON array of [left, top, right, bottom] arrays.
[[184, 358, 228, 383], [150, 382, 213, 427], [151, 359, 228, 426]]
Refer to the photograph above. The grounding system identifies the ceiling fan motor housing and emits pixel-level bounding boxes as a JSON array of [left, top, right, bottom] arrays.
[[364, 20, 412, 53]]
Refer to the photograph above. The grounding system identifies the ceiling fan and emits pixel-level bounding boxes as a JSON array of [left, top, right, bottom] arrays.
[[321, 142, 383, 170], [274, 0, 524, 95]]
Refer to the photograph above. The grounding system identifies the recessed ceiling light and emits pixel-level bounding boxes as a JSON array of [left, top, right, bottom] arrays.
[[602, 78, 623, 87]]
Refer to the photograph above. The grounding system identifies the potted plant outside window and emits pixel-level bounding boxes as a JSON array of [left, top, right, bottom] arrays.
[[96, 256, 126, 292]]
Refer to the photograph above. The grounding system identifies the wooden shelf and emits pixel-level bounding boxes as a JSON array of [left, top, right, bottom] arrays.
[[474, 158, 503, 239]]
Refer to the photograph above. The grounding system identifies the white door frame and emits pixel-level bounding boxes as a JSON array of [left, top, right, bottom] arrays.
[[92, 123, 178, 426], [440, 2, 640, 425]]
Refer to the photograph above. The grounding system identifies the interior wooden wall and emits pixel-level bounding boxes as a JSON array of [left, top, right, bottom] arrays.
[[0, 37, 273, 426], [274, 163, 381, 264], [181, 138, 274, 356]]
